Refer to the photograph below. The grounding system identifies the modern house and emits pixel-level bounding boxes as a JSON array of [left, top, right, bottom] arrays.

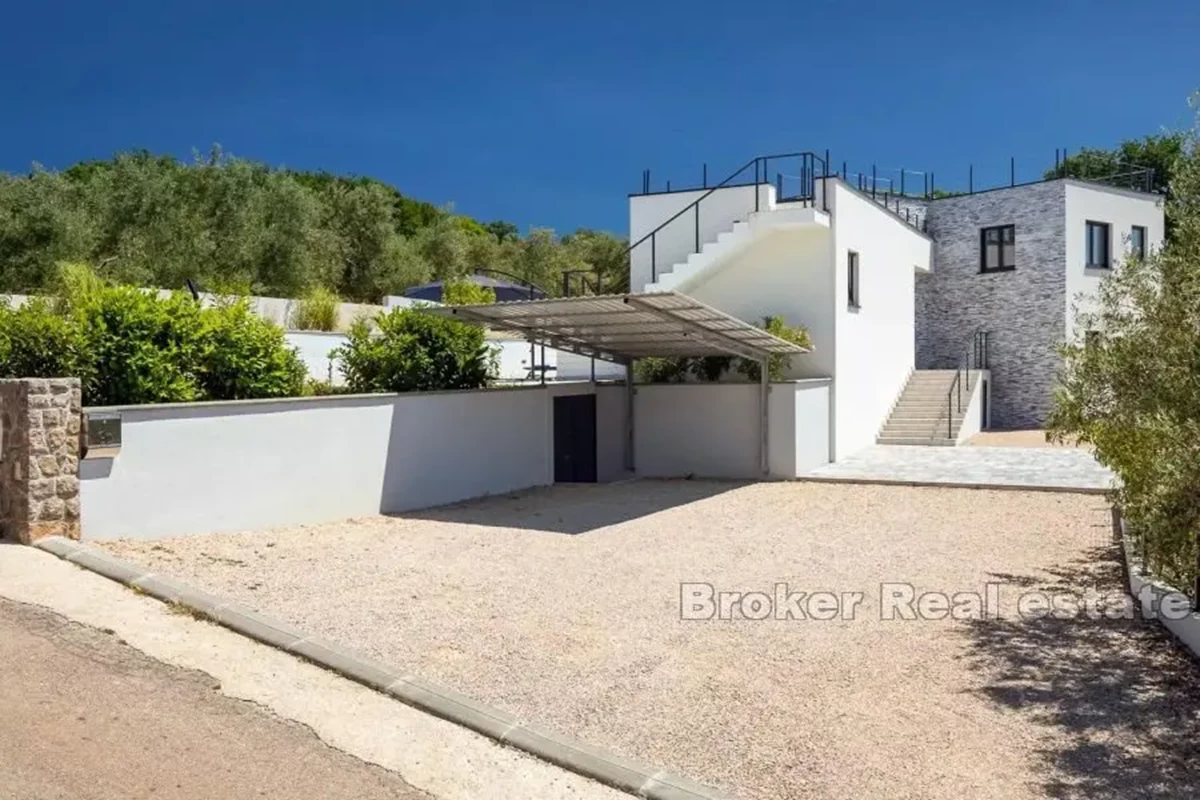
[[625, 152, 1164, 456]]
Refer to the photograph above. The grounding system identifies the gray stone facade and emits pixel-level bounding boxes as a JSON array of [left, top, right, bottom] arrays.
[[915, 181, 1068, 429], [0, 378, 83, 543]]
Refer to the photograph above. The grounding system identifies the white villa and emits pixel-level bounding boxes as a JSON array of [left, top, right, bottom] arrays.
[[624, 152, 1164, 458]]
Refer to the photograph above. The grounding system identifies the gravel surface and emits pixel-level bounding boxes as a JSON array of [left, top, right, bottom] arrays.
[[967, 429, 1089, 448], [104, 481, 1200, 799]]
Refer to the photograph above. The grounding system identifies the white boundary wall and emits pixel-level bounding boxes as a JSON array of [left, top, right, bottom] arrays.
[[81, 384, 612, 540], [628, 380, 830, 479], [1120, 516, 1200, 658], [80, 380, 832, 540]]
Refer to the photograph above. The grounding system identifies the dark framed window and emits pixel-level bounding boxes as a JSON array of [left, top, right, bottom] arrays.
[[847, 250, 860, 309], [980, 225, 1016, 272], [1086, 221, 1111, 268], [1130, 225, 1147, 260]]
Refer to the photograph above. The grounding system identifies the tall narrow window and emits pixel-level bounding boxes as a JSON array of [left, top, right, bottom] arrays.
[[847, 251, 860, 309], [980, 225, 1016, 272], [1130, 225, 1147, 260], [1086, 221, 1111, 268]]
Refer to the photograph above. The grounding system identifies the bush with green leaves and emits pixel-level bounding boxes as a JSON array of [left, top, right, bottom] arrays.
[[334, 307, 493, 393], [0, 265, 307, 405], [633, 316, 810, 383], [72, 286, 208, 405], [197, 298, 307, 400], [290, 285, 341, 331], [1048, 102, 1200, 596], [0, 297, 90, 384], [441, 278, 497, 306]]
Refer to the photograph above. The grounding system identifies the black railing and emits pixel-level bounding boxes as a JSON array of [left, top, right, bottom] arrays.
[[611, 151, 830, 293], [939, 329, 990, 439]]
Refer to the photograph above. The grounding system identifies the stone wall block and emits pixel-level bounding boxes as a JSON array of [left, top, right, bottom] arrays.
[[0, 378, 82, 543]]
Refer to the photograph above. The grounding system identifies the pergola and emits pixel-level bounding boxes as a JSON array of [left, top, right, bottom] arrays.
[[419, 291, 810, 475]]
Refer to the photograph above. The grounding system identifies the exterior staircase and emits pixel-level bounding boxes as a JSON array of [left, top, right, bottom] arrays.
[[643, 204, 825, 293], [877, 369, 980, 446]]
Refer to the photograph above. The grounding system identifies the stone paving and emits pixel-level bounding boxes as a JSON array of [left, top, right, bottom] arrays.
[[805, 445, 1115, 491]]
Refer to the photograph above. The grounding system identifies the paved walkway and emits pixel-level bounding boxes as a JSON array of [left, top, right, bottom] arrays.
[[804, 445, 1115, 491]]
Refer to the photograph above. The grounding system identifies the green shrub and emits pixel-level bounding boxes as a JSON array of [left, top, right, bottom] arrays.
[[334, 307, 491, 393], [0, 297, 90, 383], [736, 316, 812, 382], [0, 266, 308, 406], [198, 298, 307, 400], [634, 317, 810, 383], [291, 286, 340, 331], [635, 356, 691, 383], [1048, 107, 1200, 595], [73, 286, 208, 406], [442, 278, 497, 306]]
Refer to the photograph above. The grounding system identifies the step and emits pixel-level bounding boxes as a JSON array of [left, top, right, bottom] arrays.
[[883, 420, 962, 431], [886, 411, 966, 421], [876, 436, 957, 446]]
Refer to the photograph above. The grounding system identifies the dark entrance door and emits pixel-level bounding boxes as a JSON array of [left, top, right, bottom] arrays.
[[553, 394, 597, 483]]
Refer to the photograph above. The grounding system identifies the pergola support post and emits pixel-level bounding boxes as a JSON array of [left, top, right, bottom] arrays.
[[760, 359, 769, 476], [624, 360, 636, 473]]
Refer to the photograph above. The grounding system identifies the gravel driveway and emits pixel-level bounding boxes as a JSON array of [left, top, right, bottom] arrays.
[[103, 481, 1200, 799]]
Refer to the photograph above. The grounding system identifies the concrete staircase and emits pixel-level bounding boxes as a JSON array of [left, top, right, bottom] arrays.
[[877, 370, 978, 446], [643, 204, 827, 293]]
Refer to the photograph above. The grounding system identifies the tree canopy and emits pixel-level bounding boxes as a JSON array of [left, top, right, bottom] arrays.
[[1046, 133, 1184, 197], [0, 147, 628, 302]]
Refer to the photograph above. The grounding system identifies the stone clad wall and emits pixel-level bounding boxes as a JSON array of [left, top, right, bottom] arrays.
[[917, 181, 1067, 429], [0, 378, 82, 544]]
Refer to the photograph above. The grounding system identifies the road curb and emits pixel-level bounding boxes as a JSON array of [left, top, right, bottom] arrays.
[[33, 537, 723, 800], [794, 474, 1110, 495]]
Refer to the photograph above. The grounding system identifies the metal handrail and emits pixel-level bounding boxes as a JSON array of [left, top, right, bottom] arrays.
[[936, 329, 990, 440], [602, 150, 830, 293]]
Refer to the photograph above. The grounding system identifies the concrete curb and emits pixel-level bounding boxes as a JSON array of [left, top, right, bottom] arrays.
[[33, 537, 723, 800], [794, 474, 1110, 495], [1113, 510, 1200, 660]]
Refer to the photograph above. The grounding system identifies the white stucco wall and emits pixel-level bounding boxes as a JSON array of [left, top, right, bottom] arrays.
[[491, 339, 556, 381], [556, 352, 628, 382], [827, 179, 932, 458], [284, 331, 346, 385], [80, 384, 602, 540], [955, 370, 991, 443], [631, 381, 830, 479], [1064, 181, 1165, 340], [674, 226, 834, 382], [628, 184, 775, 291]]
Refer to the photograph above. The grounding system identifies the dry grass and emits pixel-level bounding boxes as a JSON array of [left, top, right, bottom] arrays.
[[102, 481, 1200, 799]]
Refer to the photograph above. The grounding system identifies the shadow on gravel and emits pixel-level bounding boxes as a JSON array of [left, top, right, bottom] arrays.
[[390, 479, 745, 534], [962, 541, 1200, 799]]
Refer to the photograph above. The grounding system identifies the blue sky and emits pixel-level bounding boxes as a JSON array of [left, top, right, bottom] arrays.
[[2, 0, 1196, 235]]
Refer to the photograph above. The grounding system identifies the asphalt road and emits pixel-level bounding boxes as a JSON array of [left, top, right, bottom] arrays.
[[0, 597, 431, 800]]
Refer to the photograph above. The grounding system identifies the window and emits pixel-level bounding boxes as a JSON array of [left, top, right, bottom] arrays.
[[1086, 221, 1111, 268], [980, 225, 1016, 272], [1130, 225, 1147, 260], [847, 251, 860, 309]]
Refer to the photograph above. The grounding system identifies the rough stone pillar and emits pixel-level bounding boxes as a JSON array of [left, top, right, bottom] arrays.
[[0, 378, 82, 544]]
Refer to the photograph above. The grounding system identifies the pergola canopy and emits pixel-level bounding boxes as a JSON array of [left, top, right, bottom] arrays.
[[418, 291, 810, 364]]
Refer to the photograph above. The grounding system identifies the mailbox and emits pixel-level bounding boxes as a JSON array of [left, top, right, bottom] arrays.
[[84, 411, 122, 459]]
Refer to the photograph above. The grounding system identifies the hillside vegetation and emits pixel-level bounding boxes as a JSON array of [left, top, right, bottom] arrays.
[[0, 147, 627, 301]]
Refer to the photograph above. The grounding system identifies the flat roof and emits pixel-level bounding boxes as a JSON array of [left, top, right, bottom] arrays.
[[419, 291, 811, 363]]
